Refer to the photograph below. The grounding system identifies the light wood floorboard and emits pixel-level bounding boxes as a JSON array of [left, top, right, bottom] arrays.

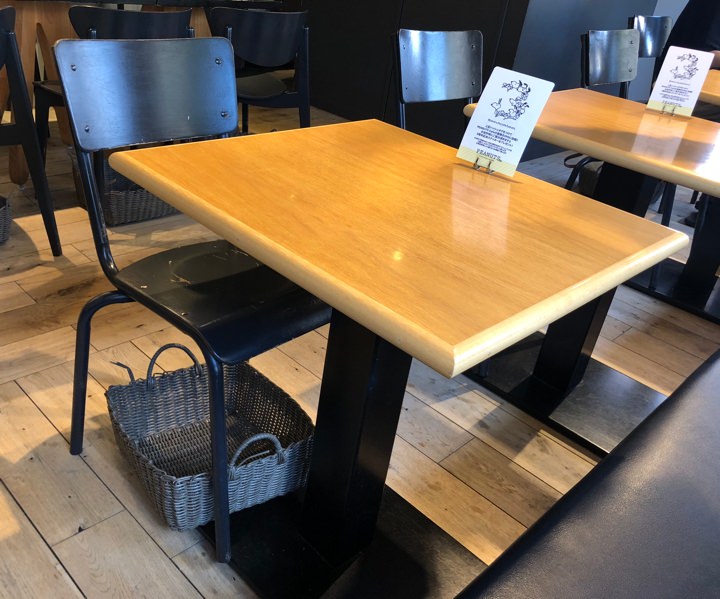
[[0, 105, 717, 596]]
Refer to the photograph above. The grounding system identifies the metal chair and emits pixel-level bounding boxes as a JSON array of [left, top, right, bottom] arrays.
[[33, 6, 194, 164], [0, 7, 61, 255], [208, 8, 310, 134], [620, 15, 672, 100], [54, 37, 330, 562], [564, 28, 640, 191], [395, 28, 483, 130]]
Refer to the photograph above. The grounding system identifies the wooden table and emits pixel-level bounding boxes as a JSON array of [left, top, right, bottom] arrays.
[[532, 88, 720, 324], [110, 119, 686, 595], [699, 69, 720, 106]]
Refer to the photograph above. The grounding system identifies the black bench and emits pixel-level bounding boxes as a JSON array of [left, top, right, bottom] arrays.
[[458, 350, 720, 599]]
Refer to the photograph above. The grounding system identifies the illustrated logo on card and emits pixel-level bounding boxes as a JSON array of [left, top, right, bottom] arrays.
[[491, 80, 531, 121], [671, 53, 700, 81]]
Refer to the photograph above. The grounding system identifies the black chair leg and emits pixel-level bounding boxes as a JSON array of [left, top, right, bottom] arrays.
[[70, 291, 132, 455], [33, 86, 53, 164], [6, 31, 62, 256], [204, 351, 232, 562], [659, 182, 677, 227], [21, 131, 62, 256], [241, 103, 249, 134], [299, 100, 310, 128]]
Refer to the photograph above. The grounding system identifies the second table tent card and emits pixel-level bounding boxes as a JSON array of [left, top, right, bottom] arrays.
[[648, 46, 714, 116], [458, 66, 554, 176]]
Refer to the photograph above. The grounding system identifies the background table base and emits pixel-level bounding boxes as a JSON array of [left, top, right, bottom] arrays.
[[627, 260, 720, 325], [199, 487, 482, 599], [464, 332, 666, 456]]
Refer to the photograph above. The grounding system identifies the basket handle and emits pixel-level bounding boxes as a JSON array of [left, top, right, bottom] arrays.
[[230, 433, 286, 468], [146, 343, 203, 389]]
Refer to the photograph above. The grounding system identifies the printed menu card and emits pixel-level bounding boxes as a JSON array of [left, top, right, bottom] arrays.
[[648, 46, 714, 116], [458, 67, 554, 176]]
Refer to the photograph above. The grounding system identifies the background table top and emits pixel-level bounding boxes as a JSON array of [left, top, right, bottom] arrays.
[[699, 69, 720, 106], [111, 119, 687, 377], [533, 88, 720, 196]]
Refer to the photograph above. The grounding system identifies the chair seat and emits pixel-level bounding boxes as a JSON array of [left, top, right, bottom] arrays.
[[235, 73, 289, 100], [116, 240, 330, 364]]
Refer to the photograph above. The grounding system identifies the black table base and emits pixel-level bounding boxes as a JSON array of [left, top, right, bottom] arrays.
[[464, 332, 666, 456], [627, 259, 720, 324], [200, 487, 482, 599]]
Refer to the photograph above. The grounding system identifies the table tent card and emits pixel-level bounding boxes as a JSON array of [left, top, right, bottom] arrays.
[[457, 67, 554, 176], [648, 46, 714, 117]]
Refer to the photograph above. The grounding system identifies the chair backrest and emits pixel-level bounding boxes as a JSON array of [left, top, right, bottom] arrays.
[[68, 5, 194, 40], [581, 29, 639, 96], [207, 8, 307, 68], [54, 38, 238, 272], [395, 29, 482, 130], [629, 15, 672, 59]]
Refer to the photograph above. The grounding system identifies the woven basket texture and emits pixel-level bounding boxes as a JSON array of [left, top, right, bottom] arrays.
[[106, 346, 314, 530], [69, 147, 178, 226], [0, 197, 10, 244]]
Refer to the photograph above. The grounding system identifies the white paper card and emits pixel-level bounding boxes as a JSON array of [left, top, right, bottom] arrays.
[[648, 46, 714, 117], [457, 67, 554, 176]]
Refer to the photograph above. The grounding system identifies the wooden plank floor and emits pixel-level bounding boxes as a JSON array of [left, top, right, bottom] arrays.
[[0, 106, 717, 598]]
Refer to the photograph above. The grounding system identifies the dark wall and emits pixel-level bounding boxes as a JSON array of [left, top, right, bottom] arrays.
[[512, 0, 658, 159], [305, 0, 528, 146], [306, 0, 658, 149]]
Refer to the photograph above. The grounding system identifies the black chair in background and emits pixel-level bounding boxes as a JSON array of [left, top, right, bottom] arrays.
[[564, 28, 640, 191], [621, 14, 672, 100], [394, 28, 482, 130], [34, 6, 194, 164], [54, 37, 330, 562], [207, 7, 310, 134], [0, 7, 61, 255]]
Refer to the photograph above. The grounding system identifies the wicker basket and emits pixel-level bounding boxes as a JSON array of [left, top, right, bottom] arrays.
[[68, 147, 179, 226], [0, 197, 10, 244], [105, 343, 314, 530]]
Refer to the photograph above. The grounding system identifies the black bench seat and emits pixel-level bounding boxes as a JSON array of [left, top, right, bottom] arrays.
[[458, 350, 720, 599]]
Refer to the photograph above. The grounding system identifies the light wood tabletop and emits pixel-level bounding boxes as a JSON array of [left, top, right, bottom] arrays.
[[532, 88, 720, 196], [110, 119, 687, 378], [699, 69, 720, 106]]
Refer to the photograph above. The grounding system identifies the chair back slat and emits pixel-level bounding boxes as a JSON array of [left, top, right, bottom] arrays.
[[68, 6, 194, 40], [630, 15, 672, 59], [55, 38, 238, 152], [582, 29, 639, 88], [208, 8, 307, 67], [397, 29, 482, 105]]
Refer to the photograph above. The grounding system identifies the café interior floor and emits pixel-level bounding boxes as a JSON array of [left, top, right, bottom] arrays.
[[0, 106, 717, 598]]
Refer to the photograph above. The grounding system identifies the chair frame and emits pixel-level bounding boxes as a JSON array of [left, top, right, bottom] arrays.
[[0, 7, 61, 255], [395, 28, 483, 130], [55, 37, 329, 562], [208, 7, 310, 134]]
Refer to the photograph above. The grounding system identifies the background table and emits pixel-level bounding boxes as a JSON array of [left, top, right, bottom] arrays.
[[532, 88, 720, 325], [111, 119, 686, 596], [700, 69, 720, 106]]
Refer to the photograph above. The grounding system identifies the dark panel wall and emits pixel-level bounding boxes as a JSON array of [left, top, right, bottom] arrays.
[[306, 0, 658, 149], [512, 0, 658, 159]]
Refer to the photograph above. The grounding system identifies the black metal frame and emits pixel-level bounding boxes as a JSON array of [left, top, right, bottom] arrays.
[[0, 7, 61, 256]]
